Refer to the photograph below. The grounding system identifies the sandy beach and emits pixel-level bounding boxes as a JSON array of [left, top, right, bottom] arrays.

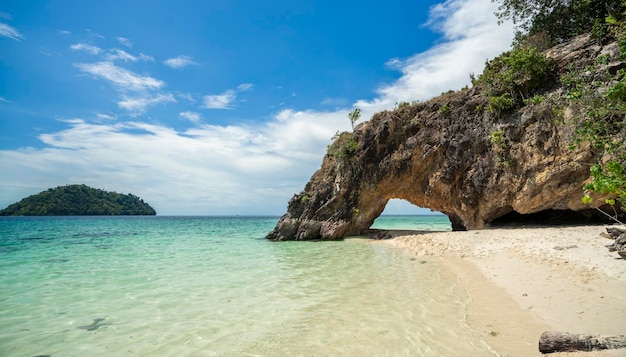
[[381, 224, 626, 357]]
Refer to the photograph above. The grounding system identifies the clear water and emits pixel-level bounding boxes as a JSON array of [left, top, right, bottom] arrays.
[[0, 216, 495, 356], [372, 214, 452, 231]]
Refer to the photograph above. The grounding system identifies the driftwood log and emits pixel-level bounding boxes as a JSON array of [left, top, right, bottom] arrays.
[[601, 227, 626, 259], [539, 331, 626, 354]]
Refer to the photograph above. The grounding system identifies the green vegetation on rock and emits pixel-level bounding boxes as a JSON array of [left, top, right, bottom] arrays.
[[0, 184, 156, 216], [473, 46, 552, 115], [493, 0, 626, 219]]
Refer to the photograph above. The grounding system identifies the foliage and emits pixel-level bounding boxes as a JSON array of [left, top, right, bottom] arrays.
[[328, 131, 359, 159], [348, 108, 361, 131], [488, 94, 517, 114], [491, 0, 626, 215], [491, 130, 514, 168], [491, 130, 507, 148], [582, 162, 626, 219], [493, 0, 626, 44], [561, 20, 626, 216], [523, 94, 547, 105], [563, 60, 626, 155], [0, 184, 157, 216], [475, 46, 552, 114], [438, 104, 451, 114], [395, 101, 410, 109]]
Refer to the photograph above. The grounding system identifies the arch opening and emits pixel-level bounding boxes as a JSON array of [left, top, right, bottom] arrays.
[[368, 199, 451, 232]]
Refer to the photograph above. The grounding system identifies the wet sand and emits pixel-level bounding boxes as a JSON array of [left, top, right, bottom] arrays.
[[381, 225, 626, 357]]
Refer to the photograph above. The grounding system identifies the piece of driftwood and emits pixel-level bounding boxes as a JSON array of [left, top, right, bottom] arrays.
[[539, 331, 626, 354], [602, 227, 626, 259]]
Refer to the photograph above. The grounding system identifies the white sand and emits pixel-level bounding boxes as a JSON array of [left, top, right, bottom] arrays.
[[381, 225, 626, 357]]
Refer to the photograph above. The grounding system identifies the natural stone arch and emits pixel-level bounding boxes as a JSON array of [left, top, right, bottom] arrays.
[[266, 35, 624, 241], [266, 101, 600, 241]]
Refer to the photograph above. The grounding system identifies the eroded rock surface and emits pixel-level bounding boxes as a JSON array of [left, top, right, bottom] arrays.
[[267, 34, 625, 241]]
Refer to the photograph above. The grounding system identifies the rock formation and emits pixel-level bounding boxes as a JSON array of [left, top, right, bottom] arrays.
[[267, 34, 626, 241]]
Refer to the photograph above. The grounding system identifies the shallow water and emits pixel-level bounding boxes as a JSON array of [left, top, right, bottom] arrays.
[[0, 216, 495, 356]]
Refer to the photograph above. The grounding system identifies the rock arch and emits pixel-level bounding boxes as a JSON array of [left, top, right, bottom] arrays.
[[266, 35, 624, 241], [267, 101, 601, 241]]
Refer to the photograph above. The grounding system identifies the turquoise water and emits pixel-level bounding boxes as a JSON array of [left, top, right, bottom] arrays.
[[372, 214, 451, 231], [0, 216, 495, 356]]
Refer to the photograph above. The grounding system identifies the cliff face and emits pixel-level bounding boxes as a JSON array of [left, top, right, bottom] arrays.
[[267, 34, 626, 241]]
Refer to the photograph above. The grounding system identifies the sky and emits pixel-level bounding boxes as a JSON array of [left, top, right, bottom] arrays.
[[0, 0, 515, 216]]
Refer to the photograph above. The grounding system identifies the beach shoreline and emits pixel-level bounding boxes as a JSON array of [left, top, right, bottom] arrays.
[[378, 225, 626, 357]]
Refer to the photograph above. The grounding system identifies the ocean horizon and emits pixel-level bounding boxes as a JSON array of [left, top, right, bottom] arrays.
[[0, 215, 500, 356]]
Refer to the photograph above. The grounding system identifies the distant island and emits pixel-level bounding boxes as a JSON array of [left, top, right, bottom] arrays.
[[0, 184, 156, 216]]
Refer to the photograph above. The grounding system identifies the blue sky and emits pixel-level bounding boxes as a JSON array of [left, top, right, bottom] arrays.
[[0, 0, 514, 215]]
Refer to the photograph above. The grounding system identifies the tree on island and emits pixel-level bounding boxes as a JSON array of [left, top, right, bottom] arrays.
[[0, 184, 157, 216]]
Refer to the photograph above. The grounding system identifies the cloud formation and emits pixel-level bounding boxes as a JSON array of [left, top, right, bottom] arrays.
[[0, 115, 339, 214], [75, 61, 164, 91], [118, 93, 176, 113], [355, 0, 514, 116], [0, 23, 23, 41], [180, 111, 202, 123], [163, 55, 198, 69], [106, 49, 153, 62], [202, 90, 236, 109], [202, 83, 253, 109], [117, 36, 132, 47], [70, 43, 102, 55]]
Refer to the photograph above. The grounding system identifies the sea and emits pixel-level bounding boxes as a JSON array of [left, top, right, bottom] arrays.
[[0, 215, 499, 356]]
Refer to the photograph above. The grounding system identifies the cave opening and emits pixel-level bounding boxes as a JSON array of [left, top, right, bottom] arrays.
[[488, 207, 621, 227], [368, 199, 451, 231]]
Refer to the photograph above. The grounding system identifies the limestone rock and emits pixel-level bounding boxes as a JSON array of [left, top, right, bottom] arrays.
[[267, 34, 626, 241]]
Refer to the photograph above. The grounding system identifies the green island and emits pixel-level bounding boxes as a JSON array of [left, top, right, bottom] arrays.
[[0, 184, 156, 216]]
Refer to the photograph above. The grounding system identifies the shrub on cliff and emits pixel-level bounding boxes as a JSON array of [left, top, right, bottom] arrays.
[[328, 131, 358, 159], [473, 46, 552, 114]]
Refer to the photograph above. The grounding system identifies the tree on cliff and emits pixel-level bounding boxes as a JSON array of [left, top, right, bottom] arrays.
[[0, 184, 157, 216], [493, 0, 626, 43]]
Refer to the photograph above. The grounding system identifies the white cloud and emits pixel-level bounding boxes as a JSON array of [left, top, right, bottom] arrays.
[[70, 43, 103, 55], [106, 49, 138, 62], [74, 61, 164, 91], [0, 96, 10, 103], [0, 22, 24, 41], [58, 29, 71, 35], [355, 0, 514, 113], [202, 90, 236, 109], [104, 49, 153, 63], [179, 111, 202, 123], [117, 36, 132, 47], [163, 55, 198, 69], [0, 114, 339, 214], [202, 83, 254, 109], [118, 93, 176, 114], [237, 83, 253, 91], [96, 113, 118, 120], [139, 53, 154, 62]]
